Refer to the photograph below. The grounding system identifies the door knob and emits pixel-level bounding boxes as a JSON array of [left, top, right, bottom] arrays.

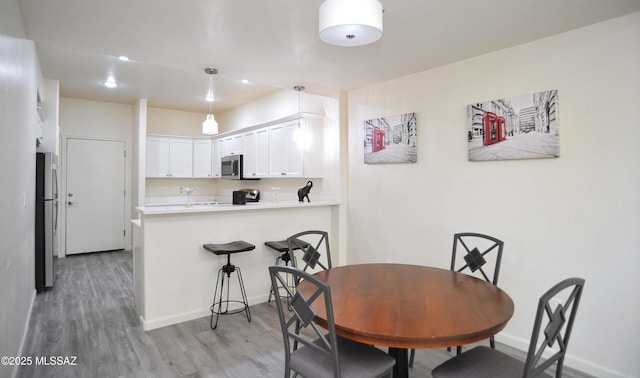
[[68, 193, 74, 197], [68, 201, 74, 206]]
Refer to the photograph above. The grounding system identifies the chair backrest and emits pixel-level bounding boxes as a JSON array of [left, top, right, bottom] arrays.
[[523, 277, 585, 378], [451, 232, 504, 285], [268, 265, 341, 377], [287, 230, 332, 272]]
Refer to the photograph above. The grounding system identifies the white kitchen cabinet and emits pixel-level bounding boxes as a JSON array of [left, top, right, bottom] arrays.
[[255, 127, 270, 177], [146, 136, 193, 178], [192, 138, 212, 178], [284, 120, 304, 176], [268, 120, 304, 177], [268, 123, 284, 176], [299, 115, 324, 178], [220, 134, 243, 156], [204, 114, 323, 180], [211, 139, 222, 178], [242, 127, 269, 178], [242, 129, 257, 178], [146, 136, 169, 177]]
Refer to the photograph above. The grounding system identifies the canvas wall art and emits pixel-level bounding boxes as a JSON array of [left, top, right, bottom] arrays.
[[467, 90, 559, 161], [364, 112, 417, 164]]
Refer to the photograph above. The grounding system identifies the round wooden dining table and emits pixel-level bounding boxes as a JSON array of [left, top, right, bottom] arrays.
[[296, 263, 514, 378]]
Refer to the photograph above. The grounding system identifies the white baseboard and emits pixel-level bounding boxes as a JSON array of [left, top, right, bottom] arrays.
[[141, 308, 211, 331], [497, 332, 627, 378], [13, 289, 37, 378], [141, 294, 269, 331]]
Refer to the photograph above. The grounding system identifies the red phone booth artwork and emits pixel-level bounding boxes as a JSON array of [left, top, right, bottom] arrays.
[[498, 116, 507, 141], [482, 112, 500, 146], [372, 127, 386, 152]]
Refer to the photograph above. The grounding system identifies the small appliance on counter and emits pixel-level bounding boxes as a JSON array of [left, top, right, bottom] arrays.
[[232, 189, 260, 205], [232, 191, 246, 205], [241, 189, 260, 202]]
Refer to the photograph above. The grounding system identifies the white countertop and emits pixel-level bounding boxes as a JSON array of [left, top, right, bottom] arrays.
[[136, 200, 340, 215]]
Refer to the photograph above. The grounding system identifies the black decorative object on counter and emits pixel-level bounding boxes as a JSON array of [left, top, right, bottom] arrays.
[[297, 181, 313, 202]]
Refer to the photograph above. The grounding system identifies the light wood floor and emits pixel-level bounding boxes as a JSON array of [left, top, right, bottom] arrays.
[[18, 250, 593, 377]]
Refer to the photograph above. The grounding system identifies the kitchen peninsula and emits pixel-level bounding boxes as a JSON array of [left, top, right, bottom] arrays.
[[131, 200, 339, 330]]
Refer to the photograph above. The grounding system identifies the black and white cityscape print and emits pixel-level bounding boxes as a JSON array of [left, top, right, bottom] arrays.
[[467, 90, 559, 161]]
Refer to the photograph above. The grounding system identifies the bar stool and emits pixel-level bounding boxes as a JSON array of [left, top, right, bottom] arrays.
[[264, 238, 309, 303], [203, 241, 255, 329]]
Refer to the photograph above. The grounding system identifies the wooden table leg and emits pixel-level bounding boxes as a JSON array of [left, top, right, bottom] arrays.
[[388, 347, 408, 378]]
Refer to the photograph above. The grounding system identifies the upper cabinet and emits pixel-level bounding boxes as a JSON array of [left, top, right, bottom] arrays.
[[235, 115, 322, 178], [268, 120, 303, 177], [219, 134, 243, 156], [242, 126, 270, 178], [211, 139, 222, 178], [145, 114, 323, 179], [146, 136, 193, 178], [192, 138, 213, 178], [255, 127, 270, 177]]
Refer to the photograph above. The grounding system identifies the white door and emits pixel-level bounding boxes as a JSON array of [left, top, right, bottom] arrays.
[[66, 138, 126, 254]]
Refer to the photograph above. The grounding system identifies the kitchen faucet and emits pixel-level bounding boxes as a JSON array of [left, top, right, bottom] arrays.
[[179, 187, 195, 207]]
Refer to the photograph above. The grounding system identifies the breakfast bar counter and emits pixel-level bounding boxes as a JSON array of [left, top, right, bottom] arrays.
[[136, 200, 338, 215], [131, 200, 339, 330]]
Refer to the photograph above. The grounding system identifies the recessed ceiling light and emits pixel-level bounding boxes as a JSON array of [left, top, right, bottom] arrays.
[[241, 79, 249, 84], [104, 75, 118, 88], [118, 56, 129, 61]]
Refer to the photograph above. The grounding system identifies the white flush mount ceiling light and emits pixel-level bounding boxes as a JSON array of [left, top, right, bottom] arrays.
[[202, 68, 219, 135], [319, 0, 383, 47]]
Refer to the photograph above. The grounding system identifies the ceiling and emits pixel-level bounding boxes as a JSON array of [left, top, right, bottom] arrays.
[[18, 0, 640, 114]]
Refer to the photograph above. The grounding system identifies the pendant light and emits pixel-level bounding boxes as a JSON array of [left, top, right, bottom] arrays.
[[293, 85, 305, 145], [319, 0, 383, 47], [202, 68, 219, 135]]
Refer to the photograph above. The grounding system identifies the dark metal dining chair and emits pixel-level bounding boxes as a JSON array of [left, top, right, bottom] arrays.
[[287, 230, 333, 272], [431, 277, 585, 378], [410, 232, 505, 367], [269, 265, 396, 378], [450, 232, 504, 286]]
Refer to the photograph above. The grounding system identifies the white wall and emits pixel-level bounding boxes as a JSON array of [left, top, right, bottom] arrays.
[[0, 1, 39, 377], [58, 98, 134, 252], [132, 99, 147, 208], [147, 106, 204, 137], [347, 13, 640, 378], [217, 89, 327, 133]]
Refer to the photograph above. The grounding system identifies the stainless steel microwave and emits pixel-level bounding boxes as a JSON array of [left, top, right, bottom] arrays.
[[221, 154, 259, 180], [221, 154, 242, 179]]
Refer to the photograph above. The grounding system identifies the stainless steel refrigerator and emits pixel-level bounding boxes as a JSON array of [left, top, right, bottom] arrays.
[[35, 152, 58, 291]]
